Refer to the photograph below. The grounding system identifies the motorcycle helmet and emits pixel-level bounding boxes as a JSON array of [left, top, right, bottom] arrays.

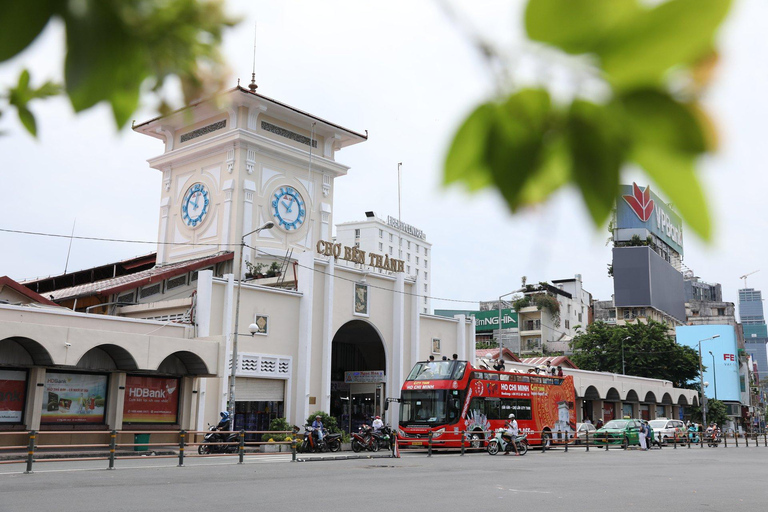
[[508, 413, 516, 419], [220, 411, 229, 419], [375, 416, 381, 420]]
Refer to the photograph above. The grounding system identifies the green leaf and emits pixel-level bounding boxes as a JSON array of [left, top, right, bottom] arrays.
[[514, 134, 570, 206], [486, 89, 555, 210], [566, 100, 627, 225], [619, 89, 708, 155], [444, 103, 496, 190], [525, 0, 640, 55], [599, 0, 732, 89], [0, 1, 56, 62], [632, 145, 711, 240], [17, 107, 37, 137]]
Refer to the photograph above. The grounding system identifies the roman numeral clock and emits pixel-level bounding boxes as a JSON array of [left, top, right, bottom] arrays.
[[271, 186, 305, 231]]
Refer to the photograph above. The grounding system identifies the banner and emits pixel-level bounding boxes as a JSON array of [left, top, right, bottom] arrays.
[[0, 370, 27, 423], [42, 372, 107, 424], [123, 376, 179, 423], [474, 309, 518, 332]]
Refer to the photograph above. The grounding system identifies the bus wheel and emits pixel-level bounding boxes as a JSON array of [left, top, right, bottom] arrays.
[[470, 430, 484, 449], [541, 431, 552, 449]]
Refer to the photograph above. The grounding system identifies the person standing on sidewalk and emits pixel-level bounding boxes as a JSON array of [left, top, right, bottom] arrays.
[[638, 420, 647, 450]]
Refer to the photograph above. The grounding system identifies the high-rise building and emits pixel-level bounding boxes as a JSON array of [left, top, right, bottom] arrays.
[[739, 288, 768, 339], [336, 213, 432, 313]]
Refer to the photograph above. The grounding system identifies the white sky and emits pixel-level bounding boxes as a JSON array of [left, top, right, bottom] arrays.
[[1, 0, 766, 315]]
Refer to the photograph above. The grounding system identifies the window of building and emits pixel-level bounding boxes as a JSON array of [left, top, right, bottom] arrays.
[[354, 229, 360, 238], [623, 309, 630, 319], [424, 248, 428, 257], [578, 313, 582, 322], [567, 304, 571, 315], [407, 253, 411, 261], [389, 233, 393, 242], [407, 241, 411, 249], [416, 244, 420, 253], [565, 320, 570, 329], [416, 256, 419, 264], [407, 265, 411, 273], [424, 297, 427, 304], [718, 308, 726, 316], [389, 246, 393, 255], [424, 259, 428, 267], [424, 284, 428, 292], [379, 229, 383, 238], [416, 269, 419, 276], [354, 241, 360, 248], [379, 242, 383, 251], [424, 271, 428, 280], [424, 308, 427, 314]]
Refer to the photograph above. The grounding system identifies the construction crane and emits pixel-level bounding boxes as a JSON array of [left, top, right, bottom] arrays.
[[740, 270, 760, 289]]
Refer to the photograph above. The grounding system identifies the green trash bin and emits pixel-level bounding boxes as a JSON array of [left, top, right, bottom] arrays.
[[134, 433, 150, 452]]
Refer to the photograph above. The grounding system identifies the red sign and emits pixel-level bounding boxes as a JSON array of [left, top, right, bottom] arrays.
[[0, 370, 26, 423], [623, 183, 655, 222], [123, 376, 179, 424]]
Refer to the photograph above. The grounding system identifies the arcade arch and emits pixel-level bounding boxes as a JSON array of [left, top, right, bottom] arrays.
[[330, 320, 386, 433]]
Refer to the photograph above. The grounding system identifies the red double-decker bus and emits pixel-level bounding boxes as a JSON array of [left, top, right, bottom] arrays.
[[397, 360, 576, 448]]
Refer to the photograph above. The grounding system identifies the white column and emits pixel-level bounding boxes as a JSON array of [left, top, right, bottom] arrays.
[[410, 276, 420, 370], [196, 270, 213, 338], [320, 260, 335, 413], [219, 179, 235, 253], [25, 368, 46, 430], [455, 314, 467, 361], [389, 273, 405, 427], [295, 251, 315, 426], [219, 273, 234, 414], [241, 180, 257, 276], [157, 196, 171, 265], [107, 373, 126, 430], [470, 316, 477, 361]]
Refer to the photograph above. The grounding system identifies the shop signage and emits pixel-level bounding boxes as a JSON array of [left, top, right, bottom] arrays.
[[42, 372, 107, 424], [123, 376, 179, 424], [316, 240, 405, 273], [0, 370, 26, 423], [386, 216, 426, 240], [474, 309, 518, 332], [345, 371, 385, 383], [616, 183, 684, 255]]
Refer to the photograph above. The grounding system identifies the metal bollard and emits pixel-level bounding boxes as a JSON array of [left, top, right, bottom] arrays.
[[563, 431, 568, 453], [24, 430, 36, 474], [108, 430, 117, 470], [764, 432, 767, 447], [178, 430, 186, 467], [673, 435, 677, 449], [723, 432, 727, 448], [745, 434, 749, 447], [735, 433, 739, 447], [428, 431, 433, 457], [291, 439, 297, 462], [585, 431, 589, 452], [542, 432, 547, 454], [460, 431, 465, 456], [606, 437, 609, 451], [238, 430, 245, 464]]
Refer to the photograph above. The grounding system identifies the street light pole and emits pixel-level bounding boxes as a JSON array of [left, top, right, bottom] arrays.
[[621, 336, 629, 375], [709, 351, 718, 401], [697, 334, 720, 427], [228, 221, 275, 429]]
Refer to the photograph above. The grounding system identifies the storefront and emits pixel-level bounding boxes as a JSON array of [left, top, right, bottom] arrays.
[[0, 369, 27, 425], [234, 377, 285, 441]]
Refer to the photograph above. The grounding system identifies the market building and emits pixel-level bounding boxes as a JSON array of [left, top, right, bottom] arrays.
[[0, 85, 474, 439]]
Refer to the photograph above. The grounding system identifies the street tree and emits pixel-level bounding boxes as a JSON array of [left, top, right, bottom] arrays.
[[570, 320, 700, 388]]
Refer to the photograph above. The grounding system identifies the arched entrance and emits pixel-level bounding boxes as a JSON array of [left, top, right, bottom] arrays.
[[330, 320, 386, 433]]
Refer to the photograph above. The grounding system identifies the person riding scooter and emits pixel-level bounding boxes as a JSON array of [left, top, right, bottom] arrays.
[[217, 411, 231, 431], [502, 413, 520, 456]]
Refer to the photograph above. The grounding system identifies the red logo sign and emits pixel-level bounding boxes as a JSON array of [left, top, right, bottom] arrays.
[[724, 354, 735, 362], [623, 183, 655, 222]]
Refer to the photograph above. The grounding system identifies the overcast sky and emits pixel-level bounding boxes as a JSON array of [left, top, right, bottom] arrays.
[[1, 0, 766, 316]]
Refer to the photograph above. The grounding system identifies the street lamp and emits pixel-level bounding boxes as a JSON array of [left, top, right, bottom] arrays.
[[698, 334, 720, 426], [709, 351, 718, 401], [621, 336, 630, 375], [228, 220, 275, 428]]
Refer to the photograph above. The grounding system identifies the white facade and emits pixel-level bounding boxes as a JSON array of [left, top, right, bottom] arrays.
[[336, 214, 432, 314]]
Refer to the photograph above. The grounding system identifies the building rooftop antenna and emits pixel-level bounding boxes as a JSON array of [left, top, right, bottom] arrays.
[[249, 21, 258, 92]]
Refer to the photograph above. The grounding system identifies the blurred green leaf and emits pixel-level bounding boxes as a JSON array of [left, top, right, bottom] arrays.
[[514, 134, 570, 206], [525, 0, 639, 55], [632, 145, 711, 240], [0, 1, 57, 62], [618, 89, 708, 155], [566, 100, 627, 225], [17, 106, 36, 137], [599, 0, 732, 89], [444, 103, 496, 190]]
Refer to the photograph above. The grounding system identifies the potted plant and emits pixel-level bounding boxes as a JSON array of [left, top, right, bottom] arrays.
[[262, 417, 293, 452], [245, 261, 265, 279], [266, 261, 281, 278]]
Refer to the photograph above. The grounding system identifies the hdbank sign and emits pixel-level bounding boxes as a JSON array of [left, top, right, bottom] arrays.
[[617, 183, 684, 255], [675, 325, 740, 403]]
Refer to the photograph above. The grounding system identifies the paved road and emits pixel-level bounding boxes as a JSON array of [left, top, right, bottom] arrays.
[[1, 446, 766, 512]]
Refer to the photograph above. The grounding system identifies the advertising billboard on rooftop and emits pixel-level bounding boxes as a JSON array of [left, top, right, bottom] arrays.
[[616, 183, 684, 256]]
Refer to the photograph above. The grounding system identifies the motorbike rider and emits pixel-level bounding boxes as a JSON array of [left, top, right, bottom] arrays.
[[502, 413, 520, 456], [372, 415, 384, 432], [311, 415, 325, 445], [217, 411, 231, 431]]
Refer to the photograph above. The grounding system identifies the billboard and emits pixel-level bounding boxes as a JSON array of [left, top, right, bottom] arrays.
[[613, 246, 686, 322], [474, 309, 518, 332], [616, 183, 684, 256], [675, 325, 741, 403], [0, 370, 27, 423], [123, 376, 180, 424], [42, 372, 107, 424]]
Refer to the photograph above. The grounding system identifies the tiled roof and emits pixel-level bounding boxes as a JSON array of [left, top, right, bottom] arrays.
[[47, 252, 233, 301], [0, 276, 59, 306], [519, 356, 578, 369], [474, 348, 521, 362]]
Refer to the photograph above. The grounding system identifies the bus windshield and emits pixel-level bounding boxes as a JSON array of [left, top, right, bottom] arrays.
[[400, 389, 463, 425], [406, 361, 466, 381]]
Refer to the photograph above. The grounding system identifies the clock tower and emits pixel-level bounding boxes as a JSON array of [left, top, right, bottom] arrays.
[[133, 86, 367, 273]]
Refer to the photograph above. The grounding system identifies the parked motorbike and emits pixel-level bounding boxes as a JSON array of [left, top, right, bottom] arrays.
[[705, 427, 721, 447], [351, 424, 379, 452], [486, 428, 529, 456], [688, 425, 700, 444], [372, 425, 394, 451], [299, 425, 342, 453], [198, 424, 239, 454]]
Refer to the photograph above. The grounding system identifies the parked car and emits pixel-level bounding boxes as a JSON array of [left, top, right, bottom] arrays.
[[572, 422, 597, 444], [593, 418, 656, 448], [649, 418, 686, 445]]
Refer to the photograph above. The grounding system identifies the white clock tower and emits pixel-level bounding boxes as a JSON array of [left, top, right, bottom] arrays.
[[133, 85, 367, 273]]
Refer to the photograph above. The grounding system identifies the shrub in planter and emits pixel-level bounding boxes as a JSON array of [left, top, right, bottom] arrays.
[[267, 417, 293, 442]]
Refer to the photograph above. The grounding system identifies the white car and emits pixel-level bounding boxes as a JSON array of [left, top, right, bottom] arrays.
[[572, 422, 597, 444], [649, 418, 686, 445]]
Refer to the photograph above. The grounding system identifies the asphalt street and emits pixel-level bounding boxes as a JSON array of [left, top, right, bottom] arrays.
[[1, 446, 766, 512]]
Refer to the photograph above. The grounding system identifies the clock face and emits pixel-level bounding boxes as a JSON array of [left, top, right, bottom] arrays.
[[271, 186, 306, 230], [181, 183, 210, 228]]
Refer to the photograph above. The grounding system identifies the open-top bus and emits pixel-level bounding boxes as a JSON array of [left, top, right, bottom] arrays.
[[397, 360, 576, 448]]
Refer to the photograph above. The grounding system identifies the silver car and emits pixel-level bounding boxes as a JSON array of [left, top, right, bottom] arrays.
[[649, 418, 686, 444], [572, 422, 597, 444]]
